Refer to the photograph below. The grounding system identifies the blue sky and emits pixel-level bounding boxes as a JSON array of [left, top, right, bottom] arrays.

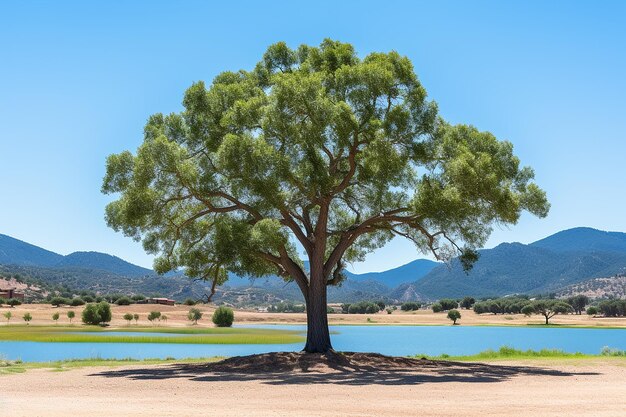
[[1, 0, 625, 273]]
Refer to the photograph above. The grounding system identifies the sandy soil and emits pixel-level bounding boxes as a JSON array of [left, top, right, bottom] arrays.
[[1, 303, 624, 328], [1, 357, 624, 416]]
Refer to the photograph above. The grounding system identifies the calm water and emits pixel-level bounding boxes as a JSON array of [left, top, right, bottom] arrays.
[[1, 325, 624, 362]]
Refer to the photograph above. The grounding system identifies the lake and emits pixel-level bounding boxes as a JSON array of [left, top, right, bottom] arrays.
[[1, 325, 624, 362]]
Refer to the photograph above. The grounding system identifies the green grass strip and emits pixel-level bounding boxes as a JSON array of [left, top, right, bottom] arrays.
[[0, 325, 304, 344]]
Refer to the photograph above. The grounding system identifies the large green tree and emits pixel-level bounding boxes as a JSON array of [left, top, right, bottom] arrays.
[[103, 40, 549, 353]]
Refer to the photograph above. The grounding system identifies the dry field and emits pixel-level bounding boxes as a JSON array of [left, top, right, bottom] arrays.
[[1, 303, 624, 328], [1, 357, 625, 416]]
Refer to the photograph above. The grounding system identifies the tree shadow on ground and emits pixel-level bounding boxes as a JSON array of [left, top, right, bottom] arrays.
[[90, 352, 599, 386]]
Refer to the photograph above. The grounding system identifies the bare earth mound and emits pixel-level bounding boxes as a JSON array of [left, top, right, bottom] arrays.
[[96, 351, 590, 386]]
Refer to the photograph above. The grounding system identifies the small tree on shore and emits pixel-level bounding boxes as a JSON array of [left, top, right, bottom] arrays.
[[82, 302, 112, 326], [123, 313, 134, 325], [567, 295, 589, 315], [188, 308, 202, 325], [586, 306, 598, 316], [23, 312, 32, 325], [447, 309, 461, 324], [147, 311, 161, 325], [67, 310, 75, 323], [432, 303, 443, 313], [3, 311, 12, 323], [526, 300, 572, 325], [52, 312, 60, 324], [133, 313, 139, 324], [161, 314, 168, 324]]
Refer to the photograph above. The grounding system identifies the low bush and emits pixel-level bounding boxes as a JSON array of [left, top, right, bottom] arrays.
[[115, 296, 133, 306], [586, 306, 599, 316], [438, 299, 458, 310], [432, 303, 443, 313], [81, 302, 112, 325], [212, 306, 234, 327], [183, 298, 196, 306], [50, 297, 69, 307], [400, 302, 421, 311], [347, 301, 380, 314], [598, 299, 626, 317], [7, 298, 22, 308], [70, 298, 85, 306]]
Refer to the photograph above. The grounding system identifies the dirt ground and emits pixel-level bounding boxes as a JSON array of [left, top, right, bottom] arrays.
[[1, 357, 624, 416], [1, 303, 624, 328]]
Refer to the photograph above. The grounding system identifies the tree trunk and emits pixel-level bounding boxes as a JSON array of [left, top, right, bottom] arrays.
[[545, 315, 549, 325], [303, 269, 332, 353]]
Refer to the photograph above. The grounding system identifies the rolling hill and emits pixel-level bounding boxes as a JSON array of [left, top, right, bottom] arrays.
[[2, 227, 626, 302]]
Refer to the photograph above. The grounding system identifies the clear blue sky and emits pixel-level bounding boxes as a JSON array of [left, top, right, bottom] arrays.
[[1, 0, 625, 273]]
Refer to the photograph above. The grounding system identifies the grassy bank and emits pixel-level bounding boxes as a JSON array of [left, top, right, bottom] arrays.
[[0, 356, 225, 375], [0, 325, 304, 344], [414, 346, 626, 361]]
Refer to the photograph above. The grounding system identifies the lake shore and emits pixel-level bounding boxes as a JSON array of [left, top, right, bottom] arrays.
[[2, 303, 625, 328], [2, 357, 624, 416]]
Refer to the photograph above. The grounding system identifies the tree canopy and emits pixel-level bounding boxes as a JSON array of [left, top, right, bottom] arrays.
[[102, 40, 549, 352]]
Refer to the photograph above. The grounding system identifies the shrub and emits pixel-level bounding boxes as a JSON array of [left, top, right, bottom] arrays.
[[147, 311, 161, 324], [438, 299, 458, 310], [23, 312, 32, 324], [400, 302, 421, 311], [123, 313, 134, 324], [70, 298, 85, 306], [447, 309, 461, 324], [7, 298, 22, 308], [432, 303, 443, 313], [347, 301, 380, 314], [212, 306, 234, 327], [161, 314, 168, 323], [460, 297, 475, 309], [586, 306, 599, 316], [183, 298, 196, 306], [67, 310, 75, 323], [82, 295, 95, 303], [52, 312, 60, 323], [50, 297, 70, 307], [81, 302, 112, 325], [0, 297, 7, 305], [521, 304, 534, 316], [187, 308, 203, 324], [133, 313, 139, 324], [598, 299, 626, 317], [3, 311, 12, 323], [115, 296, 133, 306], [131, 295, 146, 302], [375, 301, 386, 311], [341, 303, 351, 313], [386, 308, 393, 314]]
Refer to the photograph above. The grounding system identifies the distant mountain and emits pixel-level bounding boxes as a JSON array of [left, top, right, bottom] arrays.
[[3, 227, 626, 303], [401, 228, 626, 300], [345, 259, 439, 288], [57, 252, 152, 277], [0, 234, 153, 277], [0, 234, 63, 267], [531, 227, 626, 253]]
